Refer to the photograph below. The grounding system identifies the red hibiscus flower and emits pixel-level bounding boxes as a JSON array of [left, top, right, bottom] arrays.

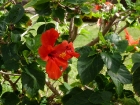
[[95, 5, 102, 10], [38, 28, 80, 80], [124, 29, 139, 45]]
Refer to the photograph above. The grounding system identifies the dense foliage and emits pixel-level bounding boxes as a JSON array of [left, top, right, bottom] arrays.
[[0, 0, 140, 105]]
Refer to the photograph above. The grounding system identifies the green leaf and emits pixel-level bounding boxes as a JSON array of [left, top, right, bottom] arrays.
[[62, 87, 83, 104], [1, 92, 20, 105], [22, 50, 30, 64], [101, 52, 121, 73], [33, 2, 52, 16], [95, 74, 109, 90], [80, 5, 90, 14], [36, 58, 46, 67], [11, 30, 21, 43], [0, 21, 7, 36], [105, 33, 128, 52], [132, 52, 140, 63], [64, 0, 88, 5], [5, 4, 24, 23], [89, 91, 112, 104], [24, 0, 50, 8], [0, 84, 2, 95], [37, 23, 55, 34], [26, 34, 41, 52], [133, 67, 140, 96], [4, 59, 19, 71], [1, 44, 19, 71], [110, 76, 123, 96], [115, 40, 128, 52], [21, 96, 39, 105], [21, 63, 45, 97], [108, 65, 132, 84], [120, 97, 139, 105], [99, 32, 106, 43], [59, 82, 72, 94], [77, 47, 104, 84], [131, 63, 140, 72], [64, 90, 93, 105], [74, 17, 83, 27], [52, 7, 65, 22]]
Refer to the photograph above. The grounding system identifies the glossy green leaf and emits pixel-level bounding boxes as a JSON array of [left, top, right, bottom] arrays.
[[89, 91, 112, 104], [133, 67, 140, 96], [52, 7, 65, 22], [74, 17, 83, 27], [37, 23, 55, 34], [64, 90, 93, 105], [1, 92, 20, 105], [131, 63, 140, 72], [132, 52, 140, 63], [33, 2, 52, 16], [77, 47, 104, 84], [101, 52, 121, 73], [108, 65, 132, 84], [21, 63, 45, 97], [5, 4, 24, 23]]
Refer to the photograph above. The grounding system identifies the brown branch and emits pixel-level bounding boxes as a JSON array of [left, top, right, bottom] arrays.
[[2, 74, 18, 91], [45, 80, 60, 96], [0, 71, 21, 76], [117, 24, 129, 34], [86, 14, 117, 46]]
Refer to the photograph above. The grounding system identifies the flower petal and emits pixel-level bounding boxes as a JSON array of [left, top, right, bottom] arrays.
[[54, 57, 68, 71], [41, 28, 59, 47], [46, 59, 62, 80], [38, 45, 53, 61]]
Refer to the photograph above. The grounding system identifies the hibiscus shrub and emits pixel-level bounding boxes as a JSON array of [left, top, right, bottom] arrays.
[[0, 0, 140, 105]]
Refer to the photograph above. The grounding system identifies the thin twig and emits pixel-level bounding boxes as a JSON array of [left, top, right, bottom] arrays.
[[14, 76, 21, 84], [117, 24, 128, 34], [45, 79, 60, 96], [2, 74, 18, 91], [86, 14, 117, 46], [0, 71, 21, 76]]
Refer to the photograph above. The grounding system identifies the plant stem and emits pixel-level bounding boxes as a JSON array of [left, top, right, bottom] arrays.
[[86, 14, 117, 46], [45, 80, 60, 96]]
